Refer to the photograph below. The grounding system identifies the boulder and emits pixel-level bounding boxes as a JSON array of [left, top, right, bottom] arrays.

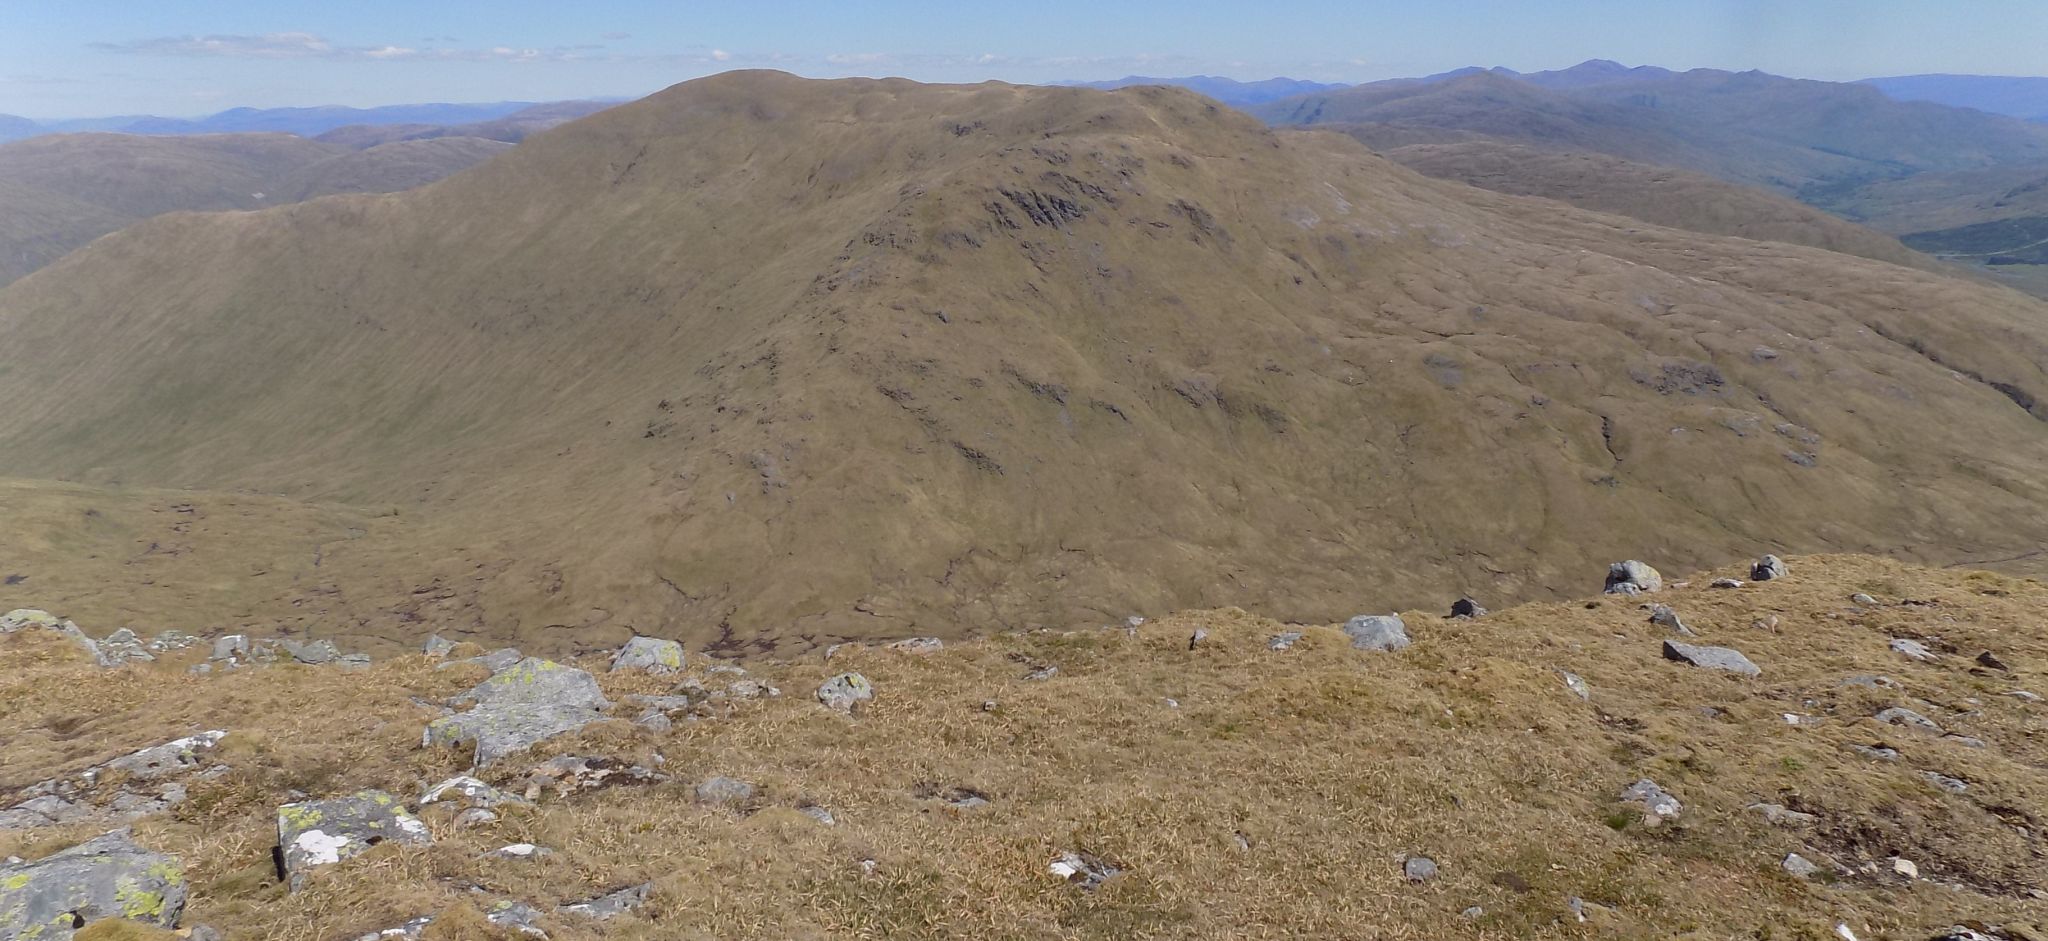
[[95, 629, 154, 666], [1342, 615, 1410, 652], [208, 635, 249, 664], [424, 658, 611, 766], [1402, 856, 1439, 882], [275, 791, 432, 889], [1619, 779, 1682, 821], [1782, 853, 1819, 878], [694, 776, 755, 805], [610, 637, 684, 674], [422, 635, 458, 658], [1648, 605, 1695, 636], [1559, 671, 1591, 701], [1751, 555, 1788, 581], [1890, 638, 1938, 662], [0, 831, 187, 939], [1604, 561, 1663, 595], [1662, 641, 1761, 676], [560, 883, 651, 920], [1448, 598, 1486, 619], [0, 609, 107, 665], [816, 673, 874, 713], [279, 639, 340, 665]]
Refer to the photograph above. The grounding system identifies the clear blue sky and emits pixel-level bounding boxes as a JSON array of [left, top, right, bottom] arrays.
[[3, 0, 2046, 118]]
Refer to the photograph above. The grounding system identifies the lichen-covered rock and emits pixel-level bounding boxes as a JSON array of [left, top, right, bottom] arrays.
[[423, 658, 611, 767], [1662, 640, 1761, 676], [560, 883, 651, 920], [0, 830, 186, 939], [1342, 614, 1409, 652], [275, 790, 432, 890], [1604, 561, 1663, 595], [816, 673, 874, 713], [0, 609, 107, 666], [610, 637, 684, 674]]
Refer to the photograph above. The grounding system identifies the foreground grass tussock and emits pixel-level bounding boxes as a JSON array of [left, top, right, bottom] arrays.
[[2, 554, 2044, 940]]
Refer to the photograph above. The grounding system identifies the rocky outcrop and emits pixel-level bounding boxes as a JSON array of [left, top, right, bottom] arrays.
[[0, 830, 187, 939], [1341, 614, 1410, 652], [276, 791, 432, 890], [423, 658, 610, 767]]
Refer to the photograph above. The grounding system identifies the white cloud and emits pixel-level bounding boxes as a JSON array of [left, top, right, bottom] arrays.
[[711, 49, 732, 62], [94, 32, 595, 63]]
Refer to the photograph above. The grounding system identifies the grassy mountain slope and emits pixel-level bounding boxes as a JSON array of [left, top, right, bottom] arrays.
[[1864, 74, 2048, 122], [1382, 140, 1935, 269], [1, 554, 2042, 939], [0, 132, 506, 286], [1057, 76, 1349, 107], [4, 72, 2048, 656]]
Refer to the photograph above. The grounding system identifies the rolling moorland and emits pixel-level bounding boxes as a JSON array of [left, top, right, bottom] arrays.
[[3, 73, 2048, 660]]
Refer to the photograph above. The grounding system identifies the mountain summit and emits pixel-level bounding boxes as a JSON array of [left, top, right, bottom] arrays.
[[3, 71, 2047, 653]]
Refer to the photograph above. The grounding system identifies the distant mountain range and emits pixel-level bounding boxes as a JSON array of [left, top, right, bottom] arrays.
[[0, 99, 625, 143], [1862, 75, 2048, 122]]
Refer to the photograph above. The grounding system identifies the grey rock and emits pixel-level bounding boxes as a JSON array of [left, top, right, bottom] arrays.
[[424, 658, 611, 767], [1619, 779, 1682, 820], [1922, 771, 1969, 793], [1188, 628, 1208, 650], [422, 634, 458, 658], [516, 755, 667, 801], [695, 776, 755, 805], [1841, 674, 1899, 689], [1604, 560, 1663, 594], [0, 795, 93, 831], [1, 731, 228, 831], [337, 653, 372, 669], [610, 636, 685, 674], [2007, 690, 2043, 703], [103, 730, 228, 781], [1662, 640, 1761, 676], [1875, 706, 1944, 734], [1942, 734, 1987, 749], [1342, 614, 1410, 652], [1648, 605, 1696, 636], [280, 638, 341, 665], [1048, 851, 1122, 891], [438, 647, 524, 673], [0, 609, 106, 665], [210, 634, 250, 663], [920, 786, 990, 811], [95, 628, 155, 666], [187, 925, 225, 941], [1782, 853, 1819, 878], [1559, 670, 1591, 701], [420, 775, 532, 810], [1023, 664, 1060, 681], [482, 898, 547, 937], [886, 637, 943, 655], [816, 672, 875, 712], [1749, 803, 1818, 827], [485, 843, 553, 860], [454, 807, 498, 828], [798, 805, 837, 826], [560, 882, 651, 920], [706, 663, 746, 675], [725, 679, 777, 699], [1890, 638, 1938, 662], [1709, 577, 1746, 589], [1849, 593, 1880, 606], [1267, 631, 1303, 651], [0, 831, 187, 939], [351, 915, 434, 941], [1449, 598, 1486, 619], [1974, 650, 2011, 672], [276, 790, 432, 889], [1461, 906, 1484, 919], [1849, 744, 1901, 761], [1751, 554, 1788, 581], [1403, 855, 1439, 882]]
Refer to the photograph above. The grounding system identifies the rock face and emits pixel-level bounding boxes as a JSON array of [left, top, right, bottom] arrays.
[[1342, 615, 1410, 652], [1751, 554, 1789, 581], [1604, 561, 1663, 595], [0, 830, 187, 939], [423, 658, 611, 766], [275, 791, 432, 890], [1662, 641, 1762, 676], [816, 673, 874, 713], [610, 636, 685, 674]]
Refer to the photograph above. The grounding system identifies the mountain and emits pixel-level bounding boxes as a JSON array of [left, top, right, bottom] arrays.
[[1864, 73, 2048, 122], [1381, 140, 1934, 268], [1058, 75, 1349, 106], [0, 132, 507, 286], [314, 100, 621, 149], [3, 552, 2043, 939], [102, 101, 543, 137], [4, 72, 2048, 657], [0, 113, 39, 143], [1256, 64, 2048, 195]]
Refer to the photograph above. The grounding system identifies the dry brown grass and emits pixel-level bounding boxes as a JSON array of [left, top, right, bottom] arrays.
[[3, 554, 2043, 939]]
